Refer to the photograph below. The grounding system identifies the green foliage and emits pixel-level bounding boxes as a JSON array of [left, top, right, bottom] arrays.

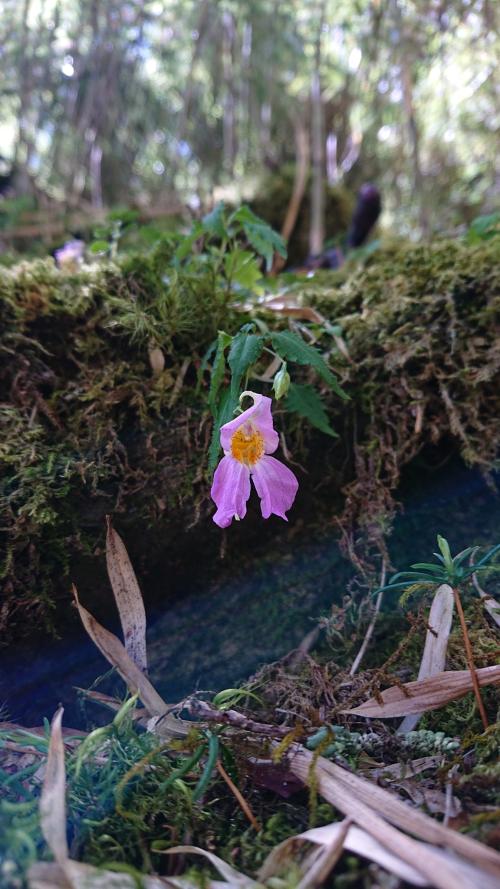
[[376, 535, 500, 597], [174, 202, 286, 289], [270, 330, 348, 400], [2, 237, 500, 636], [285, 383, 337, 437], [228, 327, 264, 399], [466, 212, 500, 244], [206, 321, 347, 470], [229, 205, 287, 271]]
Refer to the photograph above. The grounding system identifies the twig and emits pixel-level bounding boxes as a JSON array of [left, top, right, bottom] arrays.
[[168, 357, 190, 408], [216, 760, 260, 831], [185, 699, 294, 737], [350, 561, 386, 676], [451, 586, 488, 731]]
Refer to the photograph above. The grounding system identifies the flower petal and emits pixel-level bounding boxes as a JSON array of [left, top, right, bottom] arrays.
[[211, 455, 251, 528], [220, 392, 279, 454], [251, 455, 298, 521]]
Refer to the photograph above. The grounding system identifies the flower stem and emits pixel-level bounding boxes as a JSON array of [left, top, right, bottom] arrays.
[[451, 586, 488, 731]]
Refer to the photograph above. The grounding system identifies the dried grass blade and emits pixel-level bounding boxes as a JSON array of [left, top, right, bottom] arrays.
[[159, 845, 254, 886], [287, 746, 500, 889], [399, 583, 454, 732], [343, 664, 500, 718], [72, 585, 164, 714], [300, 823, 428, 886], [298, 817, 351, 889], [259, 818, 354, 888], [287, 745, 500, 876], [39, 708, 68, 866], [106, 516, 147, 673]]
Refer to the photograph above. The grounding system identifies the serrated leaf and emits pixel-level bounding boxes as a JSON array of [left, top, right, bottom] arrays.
[[270, 330, 348, 400], [229, 204, 264, 226], [202, 201, 227, 239], [285, 383, 337, 437], [244, 221, 286, 270], [228, 331, 264, 399], [225, 249, 263, 291]]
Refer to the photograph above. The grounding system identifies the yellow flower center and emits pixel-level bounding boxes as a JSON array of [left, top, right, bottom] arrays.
[[230, 424, 264, 466]]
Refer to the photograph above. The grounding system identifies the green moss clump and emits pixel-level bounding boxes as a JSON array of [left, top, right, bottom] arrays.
[[1, 237, 499, 637]]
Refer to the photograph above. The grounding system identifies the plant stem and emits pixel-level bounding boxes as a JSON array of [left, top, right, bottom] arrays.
[[350, 561, 386, 676], [451, 586, 488, 731]]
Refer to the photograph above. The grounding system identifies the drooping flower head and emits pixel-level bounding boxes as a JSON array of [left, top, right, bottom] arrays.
[[211, 391, 298, 528], [54, 239, 85, 271]]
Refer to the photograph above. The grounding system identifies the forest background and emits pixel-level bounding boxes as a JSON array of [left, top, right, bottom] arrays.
[[0, 0, 499, 249]]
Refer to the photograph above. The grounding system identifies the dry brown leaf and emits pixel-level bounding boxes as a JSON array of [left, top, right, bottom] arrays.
[[106, 516, 147, 673], [39, 708, 68, 866], [287, 745, 500, 889], [259, 293, 324, 323], [343, 664, 500, 718], [286, 745, 500, 880], [72, 586, 189, 738], [399, 584, 454, 732]]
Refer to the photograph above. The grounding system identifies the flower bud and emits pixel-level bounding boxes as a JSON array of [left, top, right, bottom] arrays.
[[272, 363, 291, 400]]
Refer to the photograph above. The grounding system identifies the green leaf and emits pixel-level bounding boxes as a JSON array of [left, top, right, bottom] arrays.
[[224, 249, 263, 290], [208, 388, 239, 472], [244, 221, 286, 270], [228, 204, 267, 227], [212, 688, 263, 710], [174, 221, 203, 261], [228, 331, 264, 399], [89, 240, 109, 254], [208, 331, 231, 414], [270, 330, 348, 400], [410, 562, 446, 573], [107, 208, 139, 226], [437, 535, 453, 570], [466, 212, 500, 244], [285, 383, 337, 437], [202, 202, 227, 239]]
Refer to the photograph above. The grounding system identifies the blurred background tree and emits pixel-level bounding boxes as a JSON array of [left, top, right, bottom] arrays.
[[0, 0, 498, 243]]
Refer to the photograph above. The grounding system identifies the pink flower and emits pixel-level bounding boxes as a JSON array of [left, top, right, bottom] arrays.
[[211, 391, 298, 528], [54, 239, 85, 271]]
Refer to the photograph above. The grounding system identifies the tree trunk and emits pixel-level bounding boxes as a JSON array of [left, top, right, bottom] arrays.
[[309, 1, 327, 257]]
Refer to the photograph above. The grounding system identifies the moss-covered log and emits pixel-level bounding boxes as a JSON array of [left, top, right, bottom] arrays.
[[1, 238, 499, 639]]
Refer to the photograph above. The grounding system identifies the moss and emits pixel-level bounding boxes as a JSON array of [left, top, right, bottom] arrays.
[[1, 238, 499, 639]]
